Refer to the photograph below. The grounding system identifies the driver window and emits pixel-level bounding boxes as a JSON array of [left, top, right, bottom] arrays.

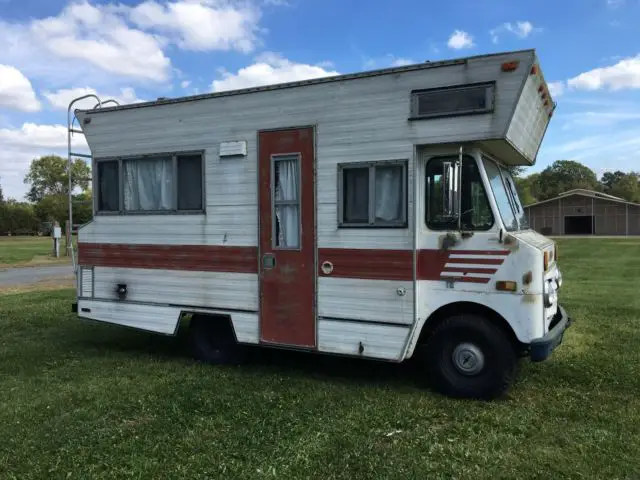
[[425, 156, 494, 230]]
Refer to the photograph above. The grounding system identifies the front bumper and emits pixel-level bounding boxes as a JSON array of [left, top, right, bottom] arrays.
[[530, 305, 572, 362]]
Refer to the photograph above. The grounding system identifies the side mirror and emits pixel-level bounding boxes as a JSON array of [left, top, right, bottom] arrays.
[[441, 160, 460, 219]]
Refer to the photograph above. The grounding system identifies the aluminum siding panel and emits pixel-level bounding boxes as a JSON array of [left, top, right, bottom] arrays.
[[316, 320, 411, 360], [78, 300, 182, 335], [506, 73, 551, 163], [318, 278, 413, 325], [92, 267, 258, 311]]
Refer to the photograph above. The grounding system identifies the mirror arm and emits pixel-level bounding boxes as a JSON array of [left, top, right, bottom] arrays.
[[457, 146, 463, 232]]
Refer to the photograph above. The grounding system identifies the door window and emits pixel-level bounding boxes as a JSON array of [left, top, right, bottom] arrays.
[[425, 156, 494, 230], [273, 155, 301, 248]]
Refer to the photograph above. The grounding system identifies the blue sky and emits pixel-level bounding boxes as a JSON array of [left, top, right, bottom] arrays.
[[1, 0, 639, 199]]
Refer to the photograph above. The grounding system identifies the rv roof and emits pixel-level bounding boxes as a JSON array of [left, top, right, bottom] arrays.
[[81, 49, 537, 115]]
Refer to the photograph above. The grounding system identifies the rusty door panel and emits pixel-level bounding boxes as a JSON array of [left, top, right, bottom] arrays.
[[258, 127, 316, 348]]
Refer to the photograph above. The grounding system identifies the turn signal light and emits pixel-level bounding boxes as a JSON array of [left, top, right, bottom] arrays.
[[543, 251, 550, 271], [496, 280, 518, 292], [501, 61, 520, 72]]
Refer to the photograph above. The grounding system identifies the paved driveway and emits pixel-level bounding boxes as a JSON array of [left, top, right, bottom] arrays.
[[0, 265, 74, 287]]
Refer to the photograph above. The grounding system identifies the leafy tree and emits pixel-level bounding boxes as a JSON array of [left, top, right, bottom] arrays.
[[0, 180, 4, 204], [535, 160, 599, 201], [0, 200, 39, 235], [24, 155, 91, 203], [605, 172, 640, 203], [505, 165, 526, 177], [601, 171, 628, 192], [33, 191, 93, 227], [514, 175, 538, 206]]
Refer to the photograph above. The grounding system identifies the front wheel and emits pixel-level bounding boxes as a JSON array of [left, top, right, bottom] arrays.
[[422, 315, 517, 399]]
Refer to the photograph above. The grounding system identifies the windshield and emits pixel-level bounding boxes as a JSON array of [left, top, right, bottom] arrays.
[[501, 168, 529, 229], [482, 157, 527, 231]]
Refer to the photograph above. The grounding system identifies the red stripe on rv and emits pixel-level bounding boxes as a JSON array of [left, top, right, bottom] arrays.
[[78, 243, 258, 273], [317, 248, 413, 280], [447, 250, 510, 256], [441, 267, 498, 274], [78, 244, 508, 281], [445, 257, 505, 265]]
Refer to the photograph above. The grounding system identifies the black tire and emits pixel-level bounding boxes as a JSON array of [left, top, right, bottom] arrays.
[[422, 314, 517, 400], [189, 315, 244, 365]]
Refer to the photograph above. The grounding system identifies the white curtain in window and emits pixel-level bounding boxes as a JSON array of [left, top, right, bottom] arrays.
[[275, 158, 300, 248], [124, 157, 174, 211], [374, 166, 402, 221]]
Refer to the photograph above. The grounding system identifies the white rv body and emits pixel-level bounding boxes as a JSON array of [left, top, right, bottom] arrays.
[[72, 49, 570, 397]]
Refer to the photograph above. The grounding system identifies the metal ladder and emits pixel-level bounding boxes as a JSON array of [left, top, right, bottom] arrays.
[[67, 95, 120, 272]]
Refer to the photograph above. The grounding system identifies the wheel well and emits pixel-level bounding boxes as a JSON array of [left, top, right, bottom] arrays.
[[415, 302, 525, 355], [182, 312, 236, 339]]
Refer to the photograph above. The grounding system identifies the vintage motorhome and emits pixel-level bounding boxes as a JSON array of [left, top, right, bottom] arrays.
[[70, 49, 570, 399]]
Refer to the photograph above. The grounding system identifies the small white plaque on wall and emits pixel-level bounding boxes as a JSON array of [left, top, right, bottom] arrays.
[[219, 140, 247, 157]]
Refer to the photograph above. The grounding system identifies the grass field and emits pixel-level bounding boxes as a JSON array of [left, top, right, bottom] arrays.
[[0, 236, 72, 267], [1, 239, 639, 479]]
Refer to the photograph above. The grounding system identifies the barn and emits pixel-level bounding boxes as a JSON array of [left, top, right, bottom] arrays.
[[524, 189, 640, 236]]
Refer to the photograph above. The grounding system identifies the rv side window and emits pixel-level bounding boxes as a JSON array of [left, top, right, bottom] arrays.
[[177, 155, 203, 211], [338, 160, 407, 227], [95, 152, 204, 214], [425, 156, 493, 231], [124, 156, 174, 211], [97, 161, 119, 212], [411, 83, 495, 119]]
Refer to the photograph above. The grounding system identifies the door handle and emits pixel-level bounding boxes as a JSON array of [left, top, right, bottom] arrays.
[[262, 253, 276, 270]]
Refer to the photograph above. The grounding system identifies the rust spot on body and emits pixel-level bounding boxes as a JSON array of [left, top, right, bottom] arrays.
[[439, 232, 459, 251]]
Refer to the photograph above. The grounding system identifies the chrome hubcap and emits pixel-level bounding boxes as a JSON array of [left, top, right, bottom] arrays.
[[452, 343, 485, 376]]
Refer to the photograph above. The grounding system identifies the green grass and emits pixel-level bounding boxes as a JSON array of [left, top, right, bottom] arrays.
[[0, 236, 72, 267], [1, 239, 639, 479]]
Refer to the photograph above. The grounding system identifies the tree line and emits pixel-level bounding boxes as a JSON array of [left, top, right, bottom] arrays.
[[0, 155, 92, 235], [1, 156, 639, 235], [514, 160, 640, 206]]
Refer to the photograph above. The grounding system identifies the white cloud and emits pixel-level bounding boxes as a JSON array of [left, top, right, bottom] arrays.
[[391, 58, 414, 67], [490, 21, 537, 43], [212, 52, 339, 92], [0, 0, 279, 87], [128, 0, 261, 52], [180, 80, 191, 89], [0, 64, 41, 112], [542, 127, 640, 160], [29, 2, 171, 82], [548, 81, 566, 97], [362, 54, 414, 70], [567, 55, 640, 91], [0, 123, 90, 199], [561, 110, 640, 130], [0, 123, 88, 150], [43, 87, 144, 110], [447, 30, 474, 50], [607, 0, 625, 8]]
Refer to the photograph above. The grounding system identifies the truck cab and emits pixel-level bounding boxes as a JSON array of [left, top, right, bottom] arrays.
[[409, 145, 570, 398]]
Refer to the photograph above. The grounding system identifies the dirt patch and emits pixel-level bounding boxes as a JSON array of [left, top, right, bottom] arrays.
[[0, 256, 71, 270], [0, 277, 74, 295]]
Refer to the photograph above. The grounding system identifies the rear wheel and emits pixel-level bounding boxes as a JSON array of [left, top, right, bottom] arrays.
[[422, 314, 517, 399], [189, 315, 244, 365]]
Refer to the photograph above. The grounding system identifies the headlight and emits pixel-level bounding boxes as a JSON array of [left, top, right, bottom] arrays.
[[557, 270, 563, 289], [543, 280, 557, 308]]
